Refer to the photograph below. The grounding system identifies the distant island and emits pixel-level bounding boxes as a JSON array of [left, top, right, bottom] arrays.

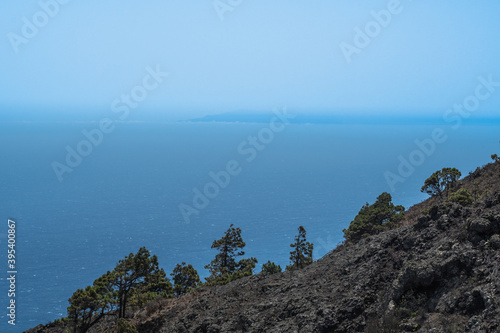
[[184, 110, 500, 126]]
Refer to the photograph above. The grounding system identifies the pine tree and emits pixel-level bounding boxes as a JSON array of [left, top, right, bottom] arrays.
[[68, 247, 173, 333], [286, 226, 313, 271], [112, 247, 172, 318], [204, 224, 257, 285], [67, 285, 109, 333], [171, 262, 201, 295], [343, 192, 404, 242], [421, 167, 461, 198]]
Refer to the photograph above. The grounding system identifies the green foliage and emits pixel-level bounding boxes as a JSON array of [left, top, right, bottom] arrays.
[[204, 224, 258, 285], [205, 257, 258, 286], [261, 260, 282, 275], [171, 262, 201, 295], [421, 167, 461, 197], [68, 271, 119, 332], [116, 318, 138, 333], [343, 192, 405, 242], [492, 154, 499, 162], [112, 247, 173, 318], [67, 285, 110, 333], [447, 188, 474, 206], [236, 257, 259, 276], [227, 257, 258, 282], [67, 247, 172, 332], [286, 226, 313, 271], [205, 224, 245, 276], [52, 317, 70, 325]]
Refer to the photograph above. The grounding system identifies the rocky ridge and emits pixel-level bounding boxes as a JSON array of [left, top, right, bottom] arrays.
[[28, 161, 500, 332]]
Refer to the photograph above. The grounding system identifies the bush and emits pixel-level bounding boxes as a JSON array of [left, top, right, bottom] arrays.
[[205, 258, 258, 286], [116, 318, 138, 333], [469, 167, 482, 179], [343, 192, 405, 242], [171, 262, 201, 296], [447, 188, 474, 206], [261, 261, 282, 275]]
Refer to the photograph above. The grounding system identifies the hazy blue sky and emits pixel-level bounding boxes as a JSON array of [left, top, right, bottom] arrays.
[[1, 1, 499, 121]]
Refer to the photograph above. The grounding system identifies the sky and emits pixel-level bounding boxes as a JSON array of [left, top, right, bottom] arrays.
[[1, 0, 499, 121]]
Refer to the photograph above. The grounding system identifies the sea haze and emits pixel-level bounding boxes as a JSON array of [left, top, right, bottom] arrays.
[[0, 120, 499, 332]]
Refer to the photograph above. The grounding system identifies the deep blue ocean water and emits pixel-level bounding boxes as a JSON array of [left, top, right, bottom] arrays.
[[0, 121, 499, 332]]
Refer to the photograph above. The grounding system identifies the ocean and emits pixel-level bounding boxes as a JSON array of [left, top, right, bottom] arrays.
[[0, 120, 499, 332]]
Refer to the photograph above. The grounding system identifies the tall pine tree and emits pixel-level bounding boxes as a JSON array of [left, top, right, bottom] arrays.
[[204, 224, 257, 285], [286, 226, 313, 271]]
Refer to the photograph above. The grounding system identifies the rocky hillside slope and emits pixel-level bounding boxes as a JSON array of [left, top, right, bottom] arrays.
[[28, 161, 500, 332]]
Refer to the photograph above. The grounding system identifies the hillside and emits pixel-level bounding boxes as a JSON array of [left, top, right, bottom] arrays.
[[28, 161, 500, 332]]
